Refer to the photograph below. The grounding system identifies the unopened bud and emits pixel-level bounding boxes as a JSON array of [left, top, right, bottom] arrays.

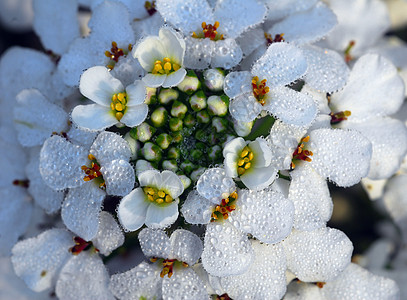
[[203, 68, 224, 91], [169, 117, 183, 132], [180, 160, 196, 174], [151, 107, 168, 127], [212, 117, 228, 133], [156, 133, 172, 149], [178, 175, 191, 189], [196, 110, 210, 124], [183, 114, 196, 127], [233, 119, 253, 137], [207, 95, 228, 116], [162, 160, 178, 172], [190, 167, 206, 181], [124, 132, 139, 159], [189, 90, 207, 112], [158, 88, 179, 104], [168, 147, 181, 159], [171, 100, 188, 119], [177, 70, 201, 94], [145, 87, 157, 105], [130, 122, 156, 142], [142, 142, 162, 161], [208, 145, 222, 161]]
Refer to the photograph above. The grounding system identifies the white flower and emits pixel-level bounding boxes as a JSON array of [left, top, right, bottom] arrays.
[[133, 27, 187, 88], [118, 170, 184, 230], [223, 137, 277, 190], [72, 66, 148, 131]]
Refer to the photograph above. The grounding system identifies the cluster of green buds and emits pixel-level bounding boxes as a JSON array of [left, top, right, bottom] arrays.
[[129, 70, 238, 183]]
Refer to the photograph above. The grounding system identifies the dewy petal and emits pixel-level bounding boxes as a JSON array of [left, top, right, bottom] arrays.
[[268, 3, 337, 45], [120, 104, 149, 128], [240, 164, 278, 191], [289, 163, 332, 231], [181, 190, 213, 225], [223, 71, 252, 99], [79, 66, 124, 106], [308, 128, 372, 187], [14, 89, 69, 147], [301, 45, 350, 93], [92, 212, 124, 256], [90, 131, 132, 166], [11, 229, 73, 292], [155, 0, 213, 34], [162, 267, 208, 300], [142, 73, 166, 88], [201, 221, 254, 277], [230, 189, 294, 244], [160, 170, 184, 198], [139, 169, 162, 188], [210, 38, 243, 69], [183, 37, 213, 70], [163, 68, 187, 88], [229, 92, 262, 123], [159, 27, 185, 64], [118, 188, 149, 232], [39, 135, 88, 190], [282, 227, 353, 282], [133, 36, 166, 72], [126, 80, 146, 106], [251, 42, 307, 87], [56, 253, 113, 300], [102, 159, 135, 196], [71, 104, 118, 131], [109, 261, 162, 300], [224, 152, 239, 179], [223, 137, 246, 155], [138, 228, 171, 259], [145, 199, 179, 229], [330, 54, 405, 122], [169, 229, 203, 265], [249, 138, 272, 167], [266, 0, 318, 22], [221, 241, 287, 300], [196, 168, 235, 204], [343, 118, 407, 180], [213, 0, 267, 39], [61, 183, 105, 241]]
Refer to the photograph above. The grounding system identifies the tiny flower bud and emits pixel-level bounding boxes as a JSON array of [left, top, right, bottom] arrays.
[[130, 122, 156, 142], [151, 107, 168, 127], [124, 132, 139, 160], [158, 88, 179, 104], [196, 110, 210, 123], [162, 159, 178, 172], [190, 167, 206, 181], [156, 133, 172, 149], [208, 145, 222, 161], [207, 95, 228, 116], [171, 100, 188, 119], [191, 149, 204, 161], [142, 142, 162, 161], [183, 113, 196, 127], [168, 147, 181, 159], [178, 174, 191, 189], [169, 117, 183, 132], [203, 68, 224, 91], [233, 119, 253, 137], [171, 132, 183, 143], [212, 117, 228, 133], [144, 87, 157, 105], [180, 160, 196, 174], [189, 90, 207, 111], [177, 70, 201, 94]]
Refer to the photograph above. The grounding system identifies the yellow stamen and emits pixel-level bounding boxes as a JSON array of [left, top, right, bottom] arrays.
[[110, 92, 127, 121], [236, 146, 254, 176]]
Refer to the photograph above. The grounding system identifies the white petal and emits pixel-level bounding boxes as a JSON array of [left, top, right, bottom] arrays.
[[139, 169, 162, 187], [230, 189, 294, 244], [79, 66, 124, 106], [162, 267, 208, 300], [249, 138, 272, 167], [118, 188, 149, 232], [90, 131, 132, 166], [330, 54, 404, 122], [39, 135, 88, 190], [163, 68, 187, 88], [268, 3, 337, 45], [266, 0, 318, 22], [201, 221, 254, 277], [309, 128, 372, 187], [210, 38, 242, 69], [183, 37, 213, 70], [240, 164, 277, 191], [265, 86, 317, 127], [126, 80, 146, 106], [155, 0, 213, 34], [138, 228, 171, 259], [92, 211, 124, 256], [302, 45, 350, 93], [120, 104, 149, 127], [224, 152, 239, 178], [102, 159, 135, 196], [229, 93, 262, 122], [160, 170, 184, 198], [11, 229, 73, 292], [66, 125, 98, 148], [181, 190, 213, 225], [159, 27, 185, 64], [224, 71, 252, 99], [223, 137, 246, 155], [213, 0, 267, 39], [61, 183, 105, 241], [289, 163, 332, 231], [145, 200, 179, 229], [282, 227, 353, 282], [56, 253, 113, 300], [251, 42, 307, 87], [235, 27, 266, 57], [109, 262, 161, 300], [196, 168, 235, 204], [169, 229, 203, 265], [133, 36, 166, 71], [142, 73, 166, 88], [71, 104, 118, 131]]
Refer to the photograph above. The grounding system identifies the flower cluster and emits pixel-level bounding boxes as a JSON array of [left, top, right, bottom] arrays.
[[1, 0, 407, 299]]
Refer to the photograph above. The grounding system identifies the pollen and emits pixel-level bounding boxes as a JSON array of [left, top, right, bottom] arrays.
[[264, 32, 285, 46], [192, 21, 224, 41], [330, 110, 351, 125], [151, 258, 188, 278], [291, 136, 313, 169], [151, 57, 180, 75], [110, 92, 128, 121], [143, 186, 173, 204], [81, 154, 106, 188], [105, 41, 133, 70], [252, 76, 269, 106], [211, 191, 238, 221], [237, 146, 254, 176]]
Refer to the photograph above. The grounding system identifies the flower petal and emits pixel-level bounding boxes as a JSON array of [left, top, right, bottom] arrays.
[[163, 68, 187, 88], [160, 170, 184, 198], [126, 80, 146, 106], [169, 229, 203, 265], [120, 104, 149, 128], [90, 131, 132, 166], [196, 168, 235, 204], [224, 71, 252, 99], [249, 138, 272, 167], [240, 164, 278, 191], [229, 92, 262, 122], [102, 159, 135, 196], [138, 228, 171, 259], [133, 36, 166, 72], [162, 267, 208, 300], [159, 27, 185, 64], [71, 104, 118, 131], [142, 73, 166, 88], [145, 200, 179, 229], [183, 37, 213, 70], [92, 211, 124, 256], [181, 190, 213, 224], [118, 188, 149, 232], [210, 38, 242, 69]]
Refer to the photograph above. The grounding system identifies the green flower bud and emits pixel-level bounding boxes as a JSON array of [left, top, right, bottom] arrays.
[[196, 110, 210, 124], [124, 132, 139, 160], [178, 175, 191, 189], [211, 117, 228, 133], [168, 147, 181, 159], [190, 167, 206, 181], [203, 68, 224, 91], [151, 107, 168, 127], [189, 90, 207, 112], [183, 113, 196, 128], [207, 95, 228, 116], [195, 129, 207, 142], [162, 160, 178, 172], [177, 70, 201, 94], [171, 100, 188, 119], [158, 88, 179, 104], [208, 145, 222, 161], [169, 117, 183, 132], [233, 119, 254, 137], [171, 132, 183, 143], [130, 122, 156, 142], [156, 133, 172, 149], [142, 142, 162, 161], [144, 87, 157, 105], [180, 160, 196, 174], [191, 149, 204, 162]]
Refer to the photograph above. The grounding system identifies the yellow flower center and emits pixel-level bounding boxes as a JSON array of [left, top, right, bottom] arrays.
[[291, 136, 313, 169], [150, 257, 189, 278], [143, 186, 173, 204], [211, 191, 238, 222], [110, 92, 127, 121], [81, 154, 105, 188], [330, 110, 351, 125], [252, 76, 270, 106], [237, 146, 254, 176], [152, 57, 180, 75], [105, 41, 132, 70], [192, 21, 224, 41]]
